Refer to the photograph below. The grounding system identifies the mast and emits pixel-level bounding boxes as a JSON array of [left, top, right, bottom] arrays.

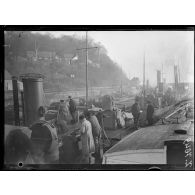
[[76, 32, 98, 108], [121, 64, 123, 97], [162, 63, 164, 94], [86, 31, 88, 108], [174, 65, 179, 99], [178, 60, 181, 83], [35, 40, 37, 60], [143, 52, 146, 101]]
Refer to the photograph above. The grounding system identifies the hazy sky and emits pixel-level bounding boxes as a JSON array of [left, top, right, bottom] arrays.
[[35, 31, 194, 86]]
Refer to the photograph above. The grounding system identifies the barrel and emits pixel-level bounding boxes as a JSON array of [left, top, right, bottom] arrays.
[[21, 74, 44, 126]]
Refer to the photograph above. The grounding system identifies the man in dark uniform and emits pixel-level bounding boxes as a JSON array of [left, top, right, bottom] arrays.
[[146, 100, 154, 126], [131, 99, 141, 130], [68, 96, 77, 123]]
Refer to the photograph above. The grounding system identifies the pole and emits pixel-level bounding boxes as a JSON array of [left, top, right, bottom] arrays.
[[76, 34, 99, 108], [86, 31, 88, 108], [178, 61, 181, 83], [35, 40, 37, 60], [162, 63, 164, 95], [143, 52, 146, 103], [121, 65, 123, 97]]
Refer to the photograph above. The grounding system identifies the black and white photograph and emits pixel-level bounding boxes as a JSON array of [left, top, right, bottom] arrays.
[[1, 26, 194, 170]]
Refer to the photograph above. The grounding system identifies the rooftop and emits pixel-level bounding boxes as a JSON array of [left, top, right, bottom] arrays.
[[106, 121, 193, 154]]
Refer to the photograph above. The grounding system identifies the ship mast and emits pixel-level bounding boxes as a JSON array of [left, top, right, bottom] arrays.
[[85, 31, 88, 108], [143, 52, 146, 103], [76, 31, 99, 108]]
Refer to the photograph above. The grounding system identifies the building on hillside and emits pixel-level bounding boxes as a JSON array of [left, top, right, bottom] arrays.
[[64, 53, 74, 65], [38, 51, 56, 60], [26, 51, 35, 59], [26, 51, 56, 61]]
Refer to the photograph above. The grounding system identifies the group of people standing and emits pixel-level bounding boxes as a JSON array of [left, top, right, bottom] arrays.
[[57, 96, 102, 164], [131, 98, 155, 130], [5, 95, 103, 166], [57, 96, 77, 133], [5, 95, 156, 166]]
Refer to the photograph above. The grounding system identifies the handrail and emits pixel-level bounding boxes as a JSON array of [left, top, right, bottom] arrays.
[[164, 104, 188, 120]]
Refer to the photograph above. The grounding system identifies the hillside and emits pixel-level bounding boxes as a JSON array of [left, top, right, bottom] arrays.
[[4, 31, 129, 91]]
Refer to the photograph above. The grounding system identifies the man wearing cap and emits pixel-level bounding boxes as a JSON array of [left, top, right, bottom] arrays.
[[131, 98, 141, 130], [68, 96, 77, 123], [146, 100, 154, 125]]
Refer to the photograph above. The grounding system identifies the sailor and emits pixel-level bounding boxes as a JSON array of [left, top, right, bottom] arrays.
[[30, 106, 59, 164], [146, 100, 154, 126], [68, 96, 77, 123], [79, 114, 95, 164], [84, 111, 102, 160], [131, 98, 141, 130]]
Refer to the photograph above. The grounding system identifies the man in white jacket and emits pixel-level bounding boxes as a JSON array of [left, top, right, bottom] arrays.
[[79, 114, 95, 164]]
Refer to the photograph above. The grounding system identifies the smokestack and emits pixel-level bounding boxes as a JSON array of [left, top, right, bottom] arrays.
[[174, 65, 179, 93], [146, 79, 149, 90], [12, 76, 20, 126], [163, 78, 167, 92], [20, 74, 44, 126], [157, 70, 161, 89], [163, 78, 166, 84]]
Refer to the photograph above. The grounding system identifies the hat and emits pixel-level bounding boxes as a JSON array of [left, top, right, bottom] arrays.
[[79, 114, 85, 120], [84, 110, 91, 118]]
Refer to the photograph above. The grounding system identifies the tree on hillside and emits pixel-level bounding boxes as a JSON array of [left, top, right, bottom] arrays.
[[4, 31, 128, 90]]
